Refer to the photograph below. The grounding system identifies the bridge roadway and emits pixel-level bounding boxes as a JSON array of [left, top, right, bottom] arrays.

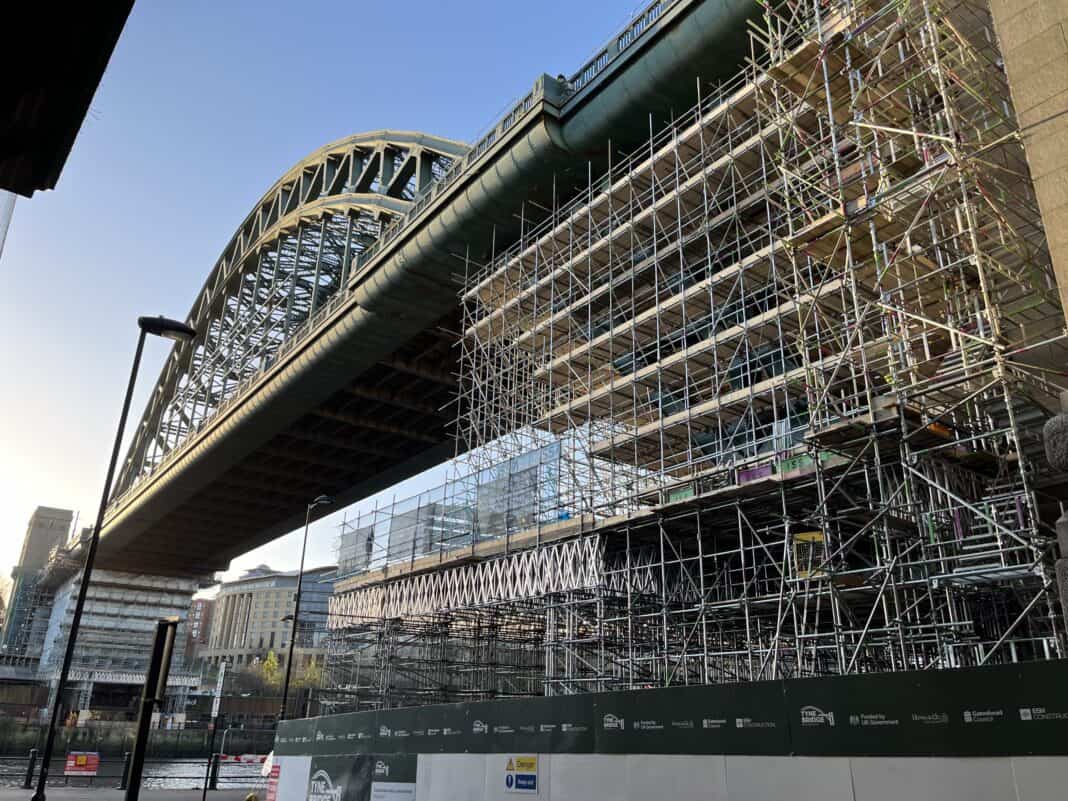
[[96, 0, 762, 575]]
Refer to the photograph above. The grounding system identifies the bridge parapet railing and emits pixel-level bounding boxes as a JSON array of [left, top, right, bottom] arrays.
[[352, 0, 683, 277]]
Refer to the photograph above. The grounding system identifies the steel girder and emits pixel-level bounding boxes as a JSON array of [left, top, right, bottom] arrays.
[[97, 0, 766, 575], [115, 132, 466, 496]]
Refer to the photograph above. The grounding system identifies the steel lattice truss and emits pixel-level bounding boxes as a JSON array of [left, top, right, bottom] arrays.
[[115, 132, 467, 496], [329, 536, 603, 621]]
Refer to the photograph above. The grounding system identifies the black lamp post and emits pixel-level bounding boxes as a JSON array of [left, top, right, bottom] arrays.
[[278, 494, 331, 721], [32, 316, 196, 801]]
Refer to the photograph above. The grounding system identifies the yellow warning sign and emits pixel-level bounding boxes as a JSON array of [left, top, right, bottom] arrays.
[[504, 755, 538, 794]]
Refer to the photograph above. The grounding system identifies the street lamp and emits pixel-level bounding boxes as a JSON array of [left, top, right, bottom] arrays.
[[278, 494, 332, 721], [32, 315, 196, 801]]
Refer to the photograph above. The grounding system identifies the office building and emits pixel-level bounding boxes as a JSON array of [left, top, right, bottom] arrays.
[[1, 506, 72, 657], [200, 565, 335, 671], [184, 597, 213, 667]]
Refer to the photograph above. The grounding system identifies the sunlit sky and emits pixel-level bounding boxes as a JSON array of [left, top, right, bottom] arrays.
[[0, 0, 646, 588]]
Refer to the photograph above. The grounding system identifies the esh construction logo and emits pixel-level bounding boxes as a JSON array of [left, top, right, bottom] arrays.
[[472, 719, 489, 734], [308, 769, 344, 801], [800, 705, 835, 727], [602, 713, 625, 730], [374, 761, 389, 778], [1019, 706, 1068, 721], [378, 725, 391, 737], [734, 717, 776, 729]]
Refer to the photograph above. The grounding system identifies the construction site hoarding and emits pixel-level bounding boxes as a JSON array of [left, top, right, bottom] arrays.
[[280, 659, 1068, 759]]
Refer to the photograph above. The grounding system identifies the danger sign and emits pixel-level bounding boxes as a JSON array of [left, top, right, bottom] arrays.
[[504, 754, 538, 794]]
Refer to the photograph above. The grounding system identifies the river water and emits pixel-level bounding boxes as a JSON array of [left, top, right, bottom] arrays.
[[0, 757, 266, 790]]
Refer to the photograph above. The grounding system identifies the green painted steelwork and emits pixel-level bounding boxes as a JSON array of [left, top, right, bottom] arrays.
[[100, 0, 764, 574]]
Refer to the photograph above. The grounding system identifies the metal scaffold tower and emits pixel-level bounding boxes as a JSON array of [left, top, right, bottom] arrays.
[[320, 605, 547, 712], [326, 0, 1068, 710]]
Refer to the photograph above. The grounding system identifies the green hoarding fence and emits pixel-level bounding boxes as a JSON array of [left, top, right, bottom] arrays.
[[278, 659, 1068, 759]]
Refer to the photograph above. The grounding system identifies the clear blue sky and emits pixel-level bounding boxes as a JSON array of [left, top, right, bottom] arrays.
[[0, 0, 645, 583]]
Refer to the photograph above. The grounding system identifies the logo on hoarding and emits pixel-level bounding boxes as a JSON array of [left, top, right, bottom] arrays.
[[308, 769, 344, 801], [379, 725, 391, 737], [374, 760, 389, 777], [472, 719, 488, 734], [911, 712, 948, 725], [800, 705, 835, 727], [1018, 706, 1068, 721], [849, 712, 899, 727], [602, 713, 625, 730], [963, 708, 1003, 724], [560, 722, 588, 732], [734, 717, 776, 729]]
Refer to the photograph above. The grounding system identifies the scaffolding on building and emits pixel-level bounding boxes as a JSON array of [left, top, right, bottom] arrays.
[[326, 0, 1068, 710], [336, 442, 574, 578], [320, 604, 546, 711]]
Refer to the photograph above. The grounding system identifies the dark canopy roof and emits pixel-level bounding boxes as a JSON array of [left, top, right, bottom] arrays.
[[0, 2, 134, 197]]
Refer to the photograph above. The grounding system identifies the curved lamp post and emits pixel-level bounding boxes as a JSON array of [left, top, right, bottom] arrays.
[[32, 316, 196, 801], [278, 494, 332, 721]]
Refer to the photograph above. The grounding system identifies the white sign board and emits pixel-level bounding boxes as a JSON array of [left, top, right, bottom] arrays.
[[211, 661, 226, 719], [504, 755, 538, 794], [370, 781, 417, 801]]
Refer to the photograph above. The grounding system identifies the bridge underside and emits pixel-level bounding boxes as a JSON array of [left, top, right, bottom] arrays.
[[96, 0, 775, 575], [99, 318, 458, 574]]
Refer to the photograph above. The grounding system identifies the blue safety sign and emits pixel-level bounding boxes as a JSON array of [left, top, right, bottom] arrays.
[[504, 755, 538, 794]]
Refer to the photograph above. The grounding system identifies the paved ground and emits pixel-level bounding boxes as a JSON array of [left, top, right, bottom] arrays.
[[0, 790, 253, 800]]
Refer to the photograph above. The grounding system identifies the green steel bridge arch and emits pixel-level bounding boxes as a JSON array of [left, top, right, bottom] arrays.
[[98, 0, 762, 575], [114, 131, 467, 496]]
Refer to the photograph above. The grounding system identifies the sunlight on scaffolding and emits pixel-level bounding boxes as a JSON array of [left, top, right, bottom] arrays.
[[322, 0, 1068, 713]]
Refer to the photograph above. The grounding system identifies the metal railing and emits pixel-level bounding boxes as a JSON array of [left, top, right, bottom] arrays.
[[0, 751, 266, 791], [353, 0, 680, 280]]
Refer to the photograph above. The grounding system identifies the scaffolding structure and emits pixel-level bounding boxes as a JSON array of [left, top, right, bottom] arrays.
[[458, 0, 1066, 678], [327, 0, 1068, 710], [336, 442, 570, 578], [320, 605, 547, 711]]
